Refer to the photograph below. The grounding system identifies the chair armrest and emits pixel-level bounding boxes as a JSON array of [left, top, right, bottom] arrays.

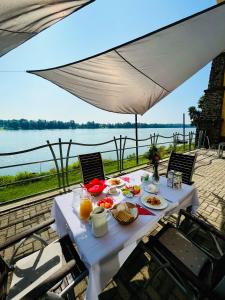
[[21, 259, 79, 300], [177, 210, 225, 241], [0, 218, 55, 251]]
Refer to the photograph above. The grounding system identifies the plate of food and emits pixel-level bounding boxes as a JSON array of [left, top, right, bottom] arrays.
[[106, 186, 120, 195], [121, 185, 141, 198], [97, 197, 114, 209], [106, 178, 125, 187], [141, 195, 168, 210], [111, 202, 138, 225], [144, 184, 159, 194]]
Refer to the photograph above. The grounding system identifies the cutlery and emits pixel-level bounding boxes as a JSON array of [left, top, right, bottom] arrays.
[[164, 197, 173, 203]]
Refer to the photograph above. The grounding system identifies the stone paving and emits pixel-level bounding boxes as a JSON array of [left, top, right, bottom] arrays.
[[0, 149, 225, 299]]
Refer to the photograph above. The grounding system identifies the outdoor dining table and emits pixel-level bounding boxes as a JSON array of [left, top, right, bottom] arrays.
[[52, 169, 199, 300]]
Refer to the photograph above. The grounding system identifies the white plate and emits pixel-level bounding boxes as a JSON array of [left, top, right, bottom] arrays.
[[144, 186, 159, 194], [106, 178, 125, 187], [108, 187, 120, 195], [141, 194, 168, 210]]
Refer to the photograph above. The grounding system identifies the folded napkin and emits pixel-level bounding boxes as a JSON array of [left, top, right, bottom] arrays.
[[121, 176, 130, 182], [136, 204, 155, 216]]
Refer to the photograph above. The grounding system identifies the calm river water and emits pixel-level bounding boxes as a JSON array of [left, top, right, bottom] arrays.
[[0, 128, 195, 175]]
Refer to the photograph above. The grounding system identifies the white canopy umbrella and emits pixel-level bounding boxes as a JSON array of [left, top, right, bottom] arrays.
[[28, 2, 225, 115], [0, 0, 94, 57]]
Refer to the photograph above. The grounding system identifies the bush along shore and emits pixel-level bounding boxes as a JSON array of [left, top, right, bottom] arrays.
[[0, 144, 194, 203], [0, 119, 194, 130]]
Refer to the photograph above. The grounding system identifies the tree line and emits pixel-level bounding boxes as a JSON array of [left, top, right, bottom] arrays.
[[0, 119, 193, 130]]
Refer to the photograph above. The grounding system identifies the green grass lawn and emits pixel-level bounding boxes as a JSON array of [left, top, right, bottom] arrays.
[[0, 144, 194, 204], [0, 159, 132, 203]]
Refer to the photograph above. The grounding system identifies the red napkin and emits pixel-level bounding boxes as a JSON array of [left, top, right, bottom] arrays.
[[136, 204, 155, 216], [84, 178, 107, 194], [121, 176, 130, 182]]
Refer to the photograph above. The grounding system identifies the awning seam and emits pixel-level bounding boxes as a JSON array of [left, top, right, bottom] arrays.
[[114, 49, 170, 93], [0, 28, 36, 34]]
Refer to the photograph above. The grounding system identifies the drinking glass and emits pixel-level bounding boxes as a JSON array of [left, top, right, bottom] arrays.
[[79, 189, 93, 221]]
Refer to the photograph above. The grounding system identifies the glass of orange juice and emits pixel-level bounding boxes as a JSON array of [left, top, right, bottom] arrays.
[[79, 189, 93, 221]]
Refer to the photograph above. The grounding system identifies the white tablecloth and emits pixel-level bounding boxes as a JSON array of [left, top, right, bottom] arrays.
[[52, 170, 199, 300]]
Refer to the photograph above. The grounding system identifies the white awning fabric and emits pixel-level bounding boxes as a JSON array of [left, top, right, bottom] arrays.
[[29, 2, 225, 115], [0, 0, 94, 57]]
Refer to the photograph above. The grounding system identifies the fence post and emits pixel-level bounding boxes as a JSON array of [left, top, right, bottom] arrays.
[[113, 136, 120, 172], [173, 133, 178, 152], [135, 114, 139, 165], [121, 136, 127, 171], [119, 135, 122, 174], [183, 113, 186, 152], [47, 140, 61, 190], [65, 139, 72, 187], [58, 138, 66, 192]]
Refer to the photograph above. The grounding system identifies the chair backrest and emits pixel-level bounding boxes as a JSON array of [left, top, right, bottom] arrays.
[[0, 256, 9, 300], [78, 152, 105, 184], [166, 151, 197, 185]]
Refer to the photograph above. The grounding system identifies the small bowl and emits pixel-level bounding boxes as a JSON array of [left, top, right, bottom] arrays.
[[88, 191, 103, 197], [111, 202, 138, 225]]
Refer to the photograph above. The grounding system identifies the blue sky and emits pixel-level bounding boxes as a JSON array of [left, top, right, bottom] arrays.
[[0, 0, 216, 124]]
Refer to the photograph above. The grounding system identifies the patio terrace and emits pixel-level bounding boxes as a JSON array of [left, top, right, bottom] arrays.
[[0, 149, 225, 299]]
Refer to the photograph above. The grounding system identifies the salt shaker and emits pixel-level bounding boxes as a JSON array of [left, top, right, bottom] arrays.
[[167, 170, 174, 188]]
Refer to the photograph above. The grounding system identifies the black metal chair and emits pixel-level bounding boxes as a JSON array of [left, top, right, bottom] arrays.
[[177, 209, 225, 259], [0, 218, 88, 300], [166, 151, 197, 185], [78, 152, 105, 184], [113, 210, 225, 300], [113, 237, 197, 300], [141, 210, 225, 300]]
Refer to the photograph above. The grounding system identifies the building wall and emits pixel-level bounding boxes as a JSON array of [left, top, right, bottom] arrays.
[[196, 0, 225, 146]]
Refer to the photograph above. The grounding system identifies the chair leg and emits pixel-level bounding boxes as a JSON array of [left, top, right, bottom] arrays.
[[143, 262, 170, 288], [64, 289, 76, 300]]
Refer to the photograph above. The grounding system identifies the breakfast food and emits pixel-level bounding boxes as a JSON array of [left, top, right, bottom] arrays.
[[145, 184, 159, 194], [109, 178, 121, 185], [108, 187, 118, 195], [116, 210, 133, 223], [111, 202, 138, 225], [144, 196, 161, 206], [121, 185, 141, 197], [97, 197, 113, 209]]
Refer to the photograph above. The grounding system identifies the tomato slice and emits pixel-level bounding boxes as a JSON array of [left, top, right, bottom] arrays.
[[104, 202, 111, 209], [104, 197, 113, 204], [97, 200, 103, 206]]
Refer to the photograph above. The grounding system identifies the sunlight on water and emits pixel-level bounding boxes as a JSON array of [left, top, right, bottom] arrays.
[[0, 128, 195, 175]]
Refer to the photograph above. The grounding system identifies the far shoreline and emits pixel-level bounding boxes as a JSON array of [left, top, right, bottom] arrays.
[[0, 125, 195, 131]]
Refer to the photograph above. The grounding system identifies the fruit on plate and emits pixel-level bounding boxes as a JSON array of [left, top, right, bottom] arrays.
[[121, 185, 141, 197], [97, 197, 114, 209]]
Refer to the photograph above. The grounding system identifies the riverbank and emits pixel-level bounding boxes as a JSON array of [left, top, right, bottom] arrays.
[[0, 119, 194, 130], [0, 144, 194, 203]]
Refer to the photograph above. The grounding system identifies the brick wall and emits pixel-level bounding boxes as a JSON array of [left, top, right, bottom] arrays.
[[196, 53, 225, 146]]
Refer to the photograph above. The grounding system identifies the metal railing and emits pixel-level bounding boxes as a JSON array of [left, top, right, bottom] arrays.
[[0, 132, 195, 205]]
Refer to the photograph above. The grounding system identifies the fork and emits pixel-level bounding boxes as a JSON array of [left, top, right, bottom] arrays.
[[163, 197, 173, 203]]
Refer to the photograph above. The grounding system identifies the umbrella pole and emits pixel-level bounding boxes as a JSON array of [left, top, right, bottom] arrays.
[[135, 114, 139, 165]]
